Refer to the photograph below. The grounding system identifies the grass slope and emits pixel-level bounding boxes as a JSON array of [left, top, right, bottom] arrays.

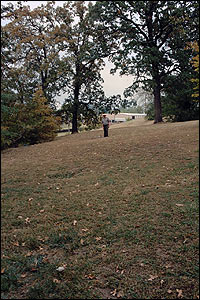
[[1, 119, 199, 299]]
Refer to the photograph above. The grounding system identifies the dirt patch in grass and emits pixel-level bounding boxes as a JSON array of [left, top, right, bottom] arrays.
[[1, 119, 199, 299]]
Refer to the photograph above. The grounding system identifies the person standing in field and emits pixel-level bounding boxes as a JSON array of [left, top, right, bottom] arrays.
[[102, 114, 110, 137]]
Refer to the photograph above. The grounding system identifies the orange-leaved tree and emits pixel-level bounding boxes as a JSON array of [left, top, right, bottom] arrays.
[[1, 88, 61, 149], [22, 87, 61, 144], [190, 41, 199, 101]]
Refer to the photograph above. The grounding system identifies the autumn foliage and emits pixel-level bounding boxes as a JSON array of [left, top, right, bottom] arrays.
[[190, 41, 199, 100], [1, 88, 61, 149]]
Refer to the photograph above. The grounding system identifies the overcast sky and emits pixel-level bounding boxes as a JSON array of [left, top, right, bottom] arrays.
[[1, 1, 134, 105]]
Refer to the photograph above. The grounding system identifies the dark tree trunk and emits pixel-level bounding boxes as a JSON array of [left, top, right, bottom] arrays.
[[40, 45, 49, 102], [153, 83, 163, 123], [71, 61, 82, 134], [72, 106, 78, 134], [152, 64, 163, 123], [146, 6, 163, 124], [41, 70, 49, 104], [71, 83, 80, 134]]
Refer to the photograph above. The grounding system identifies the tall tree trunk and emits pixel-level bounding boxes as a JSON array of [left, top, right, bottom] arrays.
[[152, 65, 163, 123], [146, 7, 163, 123], [72, 84, 80, 134], [153, 83, 163, 123], [41, 71, 49, 103], [72, 105, 78, 134]]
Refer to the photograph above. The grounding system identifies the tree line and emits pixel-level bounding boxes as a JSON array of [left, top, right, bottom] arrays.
[[1, 1, 199, 149]]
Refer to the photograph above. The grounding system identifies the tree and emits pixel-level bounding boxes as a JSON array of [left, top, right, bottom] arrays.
[[1, 88, 61, 149], [190, 41, 199, 100], [1, 93, 21, 149], [159, 42, 199, 122], [53, 1, 122, 133], [22, 88, 61, 144], [162, 76, 198, 122], [2, 1, 65, 105], [2, 1, 123, 134], [92, 1, 199, 123]]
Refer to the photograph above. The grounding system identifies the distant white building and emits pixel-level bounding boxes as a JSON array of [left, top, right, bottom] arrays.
[[114, 118, 126, 122], [121, 113, 147, 119], [106, 113, 146, 122]]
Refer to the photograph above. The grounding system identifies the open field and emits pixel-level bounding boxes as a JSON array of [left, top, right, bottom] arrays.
[[1, 119, 199, 299]]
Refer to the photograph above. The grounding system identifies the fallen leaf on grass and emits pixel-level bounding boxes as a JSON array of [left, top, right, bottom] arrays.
[[95, 237, 102, 241], [165, 264, 172, 269], [110, 289, 124, 298], [111, 289, 117, 296], [140, 263, 145, 267], [21, 273, 27, 278], [25, 217, 30, 224], [53, 278, 61, 283], [43, 257, 49, 263], [85, 274, 95, 280], [82, 228, 88, 232], [73, 220, 77, 226], [99, 244, 106, 249], [13, 241, 19, 247], [56, 266, 65, 272], [117, 291, 124, 298], [176, 289, 183, 298], [175, 204, 184, 207], [167, 289, 173, 294], [80, 239, 84, 245], [1, 268, 5, 274], [148, 275, 158, 281], [2, 255, 10, 259], [38, 237, 45, 242]]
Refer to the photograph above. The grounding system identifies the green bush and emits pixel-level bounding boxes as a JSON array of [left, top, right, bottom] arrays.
[[1, 89, 61, 149]]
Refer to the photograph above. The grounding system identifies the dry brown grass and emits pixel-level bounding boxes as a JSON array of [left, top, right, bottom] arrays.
[[1, 119, 199, 299]]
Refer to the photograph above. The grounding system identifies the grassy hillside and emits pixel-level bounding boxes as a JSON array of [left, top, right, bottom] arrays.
[[1, 119, 199, 299]]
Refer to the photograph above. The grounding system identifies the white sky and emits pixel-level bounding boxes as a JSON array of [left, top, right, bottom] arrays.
[[1, 1, 134, 105]]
